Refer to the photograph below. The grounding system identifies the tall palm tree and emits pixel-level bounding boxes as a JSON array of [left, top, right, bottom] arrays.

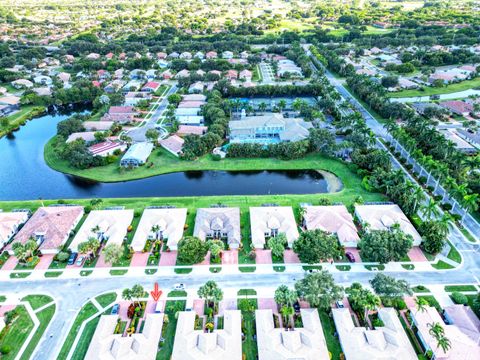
[[415, 297, 429, 313], [421, 198, 440, 221], [461, 193, 479, 221], [428, 322, 445, 338], [436, 335, 452, 354], [278, 99, 287, 113], [258, 101, 267, 114], [280, 305, 295, 329]]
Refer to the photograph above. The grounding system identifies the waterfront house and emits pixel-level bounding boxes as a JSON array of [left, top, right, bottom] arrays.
[[354, 204, 422, 245], [159, 135, 184, 157], [131, 208, 187, 251], [172, 310, 241, 360], [120, 142, 154, 167], [256, 308, 329, 360], [7, 206, 84, 255], [0, 211, 30, 249], [88, 141, 127, 157], [302, 205, 360, 247], [332, 307, 417, 360], [250, 206, 299, 249], [193, 207, 241, 249], [85, 313, 164, 360], [69, 209, 134, 252]]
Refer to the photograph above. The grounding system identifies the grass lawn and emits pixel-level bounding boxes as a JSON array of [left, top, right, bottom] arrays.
[[336, 265, 351, 271], [0, 305, 34, 360], [252, 64, 262, 82], [238, 289, 257, 296], [110, 269, 128, 276], [0, 252, 10, 269], [0, 296, 6, 302], [418, 295, 442, 312], [318, 310, 342, 360], [167, 290, 187, 297], [402, 264, 415, 270], [238, 299, 258, 360], [412, 285, 430, 293], [444, 285, 477, 292], [431, 260, 454, 270], [80, 270, 93, 276], [19, 304, 56, 360], [174, 267, 192, 274], [466, 295, 480, 319], [446, 241, 461, 263], [10, 272, 31, 278], [157, 300, 186, 360], [22, 295, 54, 311], [0, 106, 45, 138], [57, 302, 98, 360], [365, 264, 385, 271], [95, 293, 117, 308], [70, 316, 100, 360], [388, 77, 480, 98], [239, 266, 256, 272], [45, 271, 63, 278]]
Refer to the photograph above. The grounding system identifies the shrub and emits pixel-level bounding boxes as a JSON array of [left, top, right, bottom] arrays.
[[451, 292, 468, 305], [394, 298, 407, 310], [134, 210, 141, 218], [442, 203, 453, 211], [211, 154, 222, 161], [57, 199, 65, 204], [0, 345, 11, 354], [419, 176, 427, 184], [84, 205, 92, 213]]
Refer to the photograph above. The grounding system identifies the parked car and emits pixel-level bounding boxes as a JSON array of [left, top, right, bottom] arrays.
[[111, 304, 120, 315], [173, 283, 185, 290], [76, 256, 85, 266], [336, 300, 345, 309], [67, 252, 78, 265], [345, 252, 355, 263]]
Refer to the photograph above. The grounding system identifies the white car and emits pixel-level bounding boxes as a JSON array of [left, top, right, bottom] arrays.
[[173, 283, 186, 290]]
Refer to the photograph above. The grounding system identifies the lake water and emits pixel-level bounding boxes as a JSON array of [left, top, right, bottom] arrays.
[[0, 110, 342, 200]]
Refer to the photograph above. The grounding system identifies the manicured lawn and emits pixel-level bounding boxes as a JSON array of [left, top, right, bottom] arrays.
[[302, 265, 322, 271], [466, 295, 480, 319], [238, 299, 258, 360], [95, 293, 117, 308], [238, 289, 257, 296], [412, 285, 430, 293], [80, 270, 93, 276], [388, 77, 480, 98], [365, 264, 385, 271], [110, 269, 128, 276], [252, 64, 262, 82], [0, 305, 34, 360], [336, 265, 351, 271], [45, 271, 63, 278], [401, 264, 415, 270], [0, 295, 6, 302], [70, 316, 100, 360], [431, 260, 454, 270], [418, 295, 441, 312], [19, 304, 56, 360], [0, 106, 45, 138], [444, 285, 477, 292], [167, 290, 187, 297], [157, 300, 186, 360], [174, 267, 192, 274], [318, 310, 342, 360], [10, 272, 31, 278], [446, 241, 461, 263], [22, 295, 53, 311], [239, 266, 256, 272], [57, 302, 98, 360]]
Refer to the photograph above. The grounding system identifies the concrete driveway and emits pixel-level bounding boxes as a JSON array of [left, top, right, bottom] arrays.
[[255, 250, 272, 264]]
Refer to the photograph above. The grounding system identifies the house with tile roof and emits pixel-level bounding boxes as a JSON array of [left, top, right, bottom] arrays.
[[7, 206, 84, 255], [159, 135, 184, 157], [256, 308, 330, 360], [69, 209, 133, 252], [194, 208, 241, 249], [250, 206, 299, 249], [172, 310, 242, 360], [0, 211, 30, 249], [333, 307, 417, 360], [302, 205, 360, 247]]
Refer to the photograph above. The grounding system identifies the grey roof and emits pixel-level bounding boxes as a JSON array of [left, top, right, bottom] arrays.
[[193, 208, 241, 247], [121, 142, 154, 164]]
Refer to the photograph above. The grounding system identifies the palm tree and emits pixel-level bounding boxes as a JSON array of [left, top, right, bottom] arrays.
[[280, 305, 295, 329], [428, 322, 445, 338], [151, 224, 161, 240], [437, 213, 452, 237], [421, 198, 440, 221], [122, 288, 133, 303], [258, 101, 267, 114], [278, 99, 287, 113], [461, 193, 479, 222], [436, 335, 452, 354], [415, 297, 429, 313]]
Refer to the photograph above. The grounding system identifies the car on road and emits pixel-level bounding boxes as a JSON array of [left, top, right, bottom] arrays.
[[76, 256, 85, 266], [173, 283, 186, 290], [67, 252, 78, 265], [336, 300, 345, 309], [111, 304, 120, 315], [345, 252, 355, 263]]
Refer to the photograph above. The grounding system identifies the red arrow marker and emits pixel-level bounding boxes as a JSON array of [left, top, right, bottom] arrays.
[[150, 282, 162, 302]]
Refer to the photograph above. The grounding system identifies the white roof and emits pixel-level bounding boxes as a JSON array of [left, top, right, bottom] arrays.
[[172, 310, 242, 360], [354, 204, 422, 245], [332, 307, 417, 360], [0, 211, 29, 245], [302, 205, 360, 247], [410, 306, 480, 360], [256, 308, 330, 360], [131, 208, 187, 251], [193, 208, 241, 248], [69, 209, 134, 251], [85, 313, 164, 360], [250, 206, 299, 248], [121, 142, 154, 163]]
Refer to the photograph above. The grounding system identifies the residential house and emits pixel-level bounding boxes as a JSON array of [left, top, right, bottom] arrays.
[[443, 305, 480, 343], [277, 59, 303, 78], [354, 204, 422, 245], [57, 72, 71, 83], [239, 69, 252, 80], [302, 205, 360, 247], [256, 308, 329, 360], [193, 207, 241, 249], [179, 52, 192, 60], [131, 208, 187, 252], [7, 206, 83, 255], [206, 51, 218, 59], [83, 121, 114, 131], [172, 310, 242, 360], [226, 70, 238, 80], [122, 80, 145, 93], [104, 80, 126, 93], [69, 209, 134, 252], [102, 106, 137, 123], [175, 69, 190, 79], [194, 51, 204, 60], [457, 129, 480, 149], [33, 87, 52, 97], [222, 51, 234, 59], [398, 78, 419, 89], [159, 135, 184, 157], [120, 142, 154, 167], [250, 206, 299, 249], [182, 94, 207, 102], [0, 211, 30, 249], [229, 113, 313, 144], [161, 70, 173, 80], [0, 96, 20, 115], [176, 125, 208, 136], [33, 75, 52, 85], [188, 82, 204, 94], [410, 306, 480, 359], [439, 129, 477, 153], [124, 92, 152, 106], [88, 141, 127, 157], [168, 52, 180, 59], [145, 69, 157, 80], [410, 102, 443, 116], [332, 307, 417, 360], [66, 131, 98, 143], [86, 53, 100, 60], [440, 101, 473, 116], [157, 52, 167, 60], [84, 313, 164, 360], [141, 81, 161, 93], [11, 79, 33, 89]]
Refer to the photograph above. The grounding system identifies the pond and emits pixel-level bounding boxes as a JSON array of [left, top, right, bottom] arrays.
[[0, 109, 342, 201]]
